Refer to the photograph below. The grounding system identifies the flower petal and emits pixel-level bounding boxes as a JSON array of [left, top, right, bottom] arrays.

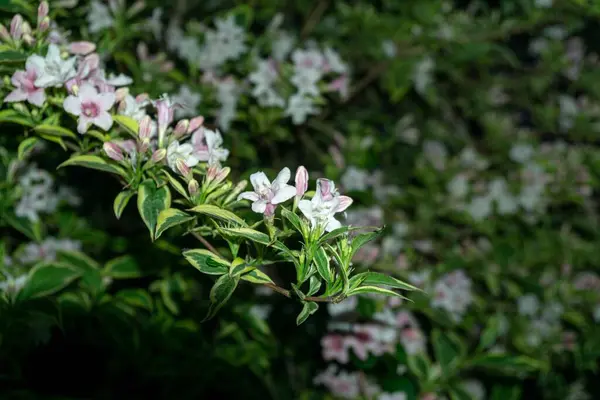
[[251, 199, 267, 214], [250, 171, 270, 191], [4, 89, 28, 103], [26, 55, 45, 75], [63, 95, 81, 115], [297, 199, 313, 220], [93, 111, 113, 131], [336, 195, 353, 212], [78, 83, 97, 102], [77, 117, 91, 134], [274, 167, 291, 187], [28, 90, 46, 107], [325, 217, 342, 232], [238, 191, 259, 202], [271, 184, 296, 204], [98, 92, 116, 110]]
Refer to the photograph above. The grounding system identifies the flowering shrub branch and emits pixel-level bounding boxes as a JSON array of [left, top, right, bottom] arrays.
[[0, 2, 416, 324]]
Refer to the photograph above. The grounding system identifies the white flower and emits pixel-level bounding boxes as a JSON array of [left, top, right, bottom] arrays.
[[147, 8, 163, 40], [191, 128, 229, 166], [534, 0, 553, 7], [0, 274, 28, 294], [413, 56, 435, 94], [423, 140, 447, 171], [118, 94, 148, 121], [249, 59, 285, 108], [517, 294, 539, 316], [87, 0, 114, 33], [298, 178, 353, 232], [166, 140, 200, 172], [215, 78, 240, 130], [510, 144, 534, 163], [382, 40, 397, 58], [272, 31, 295, 61], [63, 84, 115, 134], [323, 47, 348, 74], [379, 392, 407, 400], [15, 166, 60, 222], [237, 167, 297, 216], [172, 85, 202, 119], [285, 93, 317, 124], [593, 304, 600, 323], [447, 174, 469, 198], [29, 44, 76, 88], [461, 380, 485, 400], [466, 195, 492, 221], [341, 166, 370, 192], [291, 68, 321, 97]]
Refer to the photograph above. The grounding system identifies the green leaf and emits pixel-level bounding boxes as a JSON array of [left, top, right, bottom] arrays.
[[352, 271, 419, 291], [0, 50, 27, 63], [17, 263, 81, 301], [113, 190, 134, 220], [116, 288, 153, 311], [112, 114, 139, 136], [162, 170, 189, 199], [137, 179, 171, 241], [280, 207, 306, 236], [189, 204, 246, 226], [33, 124, 78, 139], [58, 155, 127, 177], [155, 208, 194, 239], [183, 249, 230, 275], [347, 285, 408, 299], [203, 274, 239, 321], [490, 385, 522, 400], [307, 275, 321, 296], [2, 211, 42, 241], [229, 4, 253, 27], [478, 315, 501, 350], [0, 109, 33, 127], [56, 250, 100, 271], [467, 354, 544, 375], [104, 255, 141, 279], [318, 225, 378, 244], [407, 353, 430, 380], [17, 137, 40, 160], [229, 258, 251, 276], [296, 301, 318, 326], [314, 246, 333, 283], [432, 330, 464, 373], [241, 268, 274, 284], [448, 386, 474, 400], [350, 228, 384, 258], [220, 227, 270, 245]]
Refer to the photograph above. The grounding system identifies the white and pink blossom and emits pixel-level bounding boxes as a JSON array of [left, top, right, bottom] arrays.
[[298, 178, 353, 232], [63, 83, 115, 133], [4, 59, 45, 106], [237, 168, 296, 216]]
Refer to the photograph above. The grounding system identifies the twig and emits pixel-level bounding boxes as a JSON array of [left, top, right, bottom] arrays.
[[191, 232, 222, 256], [301, 0, 329, 39], [263, 282, 335, 303]]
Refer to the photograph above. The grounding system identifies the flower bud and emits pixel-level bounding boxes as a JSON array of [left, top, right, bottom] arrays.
[[0, 23, 10, 42], [187, 115, 204, 133], [83, 53, 100, 71], [38, 2, 49, 25], [188, 179, 199, 196], [138, 138, 150, 154], [151, 148, 166, 163], [115, 87, 129, 103], [138, 115, 153, 139], [10, 14, 23, 40], [127, 0, 145, 16], [173, 119, 189, 138], [103, 142, 124, 161], [38, 16, 50, 32], [22, 33, 35, 46], [175, 159, 191, 178], [21, 21, 31, 36], [206, 165, 230, 185], [12, 103, 28, 114], [136, 93, 149, 103], [295, 166, 308, 198], [69, 41, 96, 55]]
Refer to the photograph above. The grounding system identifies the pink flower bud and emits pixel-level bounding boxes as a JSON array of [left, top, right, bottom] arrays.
[[69, 41, 96, 55], [10, 14, 23, 40], [136, 93, 149, 103], [188, 179, 199, 196], [65, 80, 78, 95], [38, 2, 49, 25], [103, 142, 124, 161], [38, 16, 50, 33], [0, 24, 10, 42], [295, 166, 308, 198], [173, 119, 189, 138], [21, 21, 31, 36], [115, 88, 129, 103], [83, 53, 100, 71], [187, 115, 204, 133], [317, 179, 333, 201], [207, 165, 230, 185], [138, 115, 153, 139], [175, 159, 191, 178], [151, 148, 166, 162]]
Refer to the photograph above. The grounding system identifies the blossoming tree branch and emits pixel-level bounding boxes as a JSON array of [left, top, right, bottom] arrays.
[[0, 2, 417, 324]]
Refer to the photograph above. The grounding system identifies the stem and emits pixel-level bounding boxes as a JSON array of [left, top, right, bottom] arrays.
[[263, 283, 336, 303], [191, 232, 222, 256], [301, 0, 329, 39]]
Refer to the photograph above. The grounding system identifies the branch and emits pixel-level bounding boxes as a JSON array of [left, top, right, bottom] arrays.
[[263, 283, 336, 303], [301, 0, 329, 39], [191, 232, 223, 257]]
